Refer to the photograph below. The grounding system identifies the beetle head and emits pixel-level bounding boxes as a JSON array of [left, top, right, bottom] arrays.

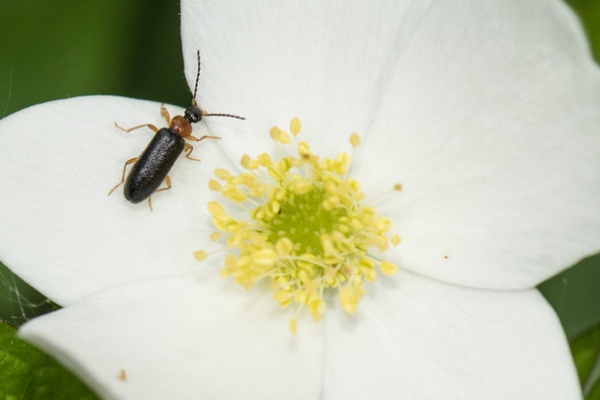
[[184, 106, 204, 124]]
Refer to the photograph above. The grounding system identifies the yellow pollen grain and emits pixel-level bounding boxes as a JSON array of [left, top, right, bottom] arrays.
[[214, 168, 231, 180], [207, 201, 226, 216], [380, 261, 399, 275], [290, 117, 301, 136], [289, 318, 298, 334], [349, 133, 360, 148], [252, 248, 277, 267], [339, 285, 360, 315], [203, 118, 400, 330], [394, 183, 403, 191], [257, 153, 272, 167], [275, 238, 294, 255], [241, 154, 258, 170], [270, 127, 291, 144], [194, 250, 208, 261], [208, 179, 221, 191]]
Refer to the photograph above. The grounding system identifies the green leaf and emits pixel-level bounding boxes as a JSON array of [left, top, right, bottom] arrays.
[[539, 256, 600, 339], [587, 378, 600, 400], [571, 324, 600, 385], [563, 0, 600, 65], [570, 323, 600, 399], [0, 321, 98, 400], [0, 262, 53, 327]]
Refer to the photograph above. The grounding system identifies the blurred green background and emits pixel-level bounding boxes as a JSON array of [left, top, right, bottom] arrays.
[[0, 0, 599, 390]]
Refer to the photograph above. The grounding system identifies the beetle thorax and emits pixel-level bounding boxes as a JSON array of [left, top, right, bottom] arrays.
[[170, 116, 192, 138]]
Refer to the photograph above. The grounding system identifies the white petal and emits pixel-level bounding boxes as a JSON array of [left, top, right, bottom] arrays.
[[323, 270, 581, 399], [180, 0, 438, 162], [350, 0, 600, 288], [20, 273, 324, 400], [0, 96, 237, 304]]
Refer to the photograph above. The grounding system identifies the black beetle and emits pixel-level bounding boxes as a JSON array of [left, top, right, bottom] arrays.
[[108, 51, 244, 209]]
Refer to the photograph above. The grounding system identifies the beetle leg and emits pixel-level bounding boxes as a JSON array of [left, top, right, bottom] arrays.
[[108, 157, 138, 196], [184, 143, 200, 161], [114, 122, 159, 134], [147, 176, 172, 211], [154, 176, 172, 194], [160, 104, 171, 126], [187, 135, 221, 142], [184, 136, 220, 160]]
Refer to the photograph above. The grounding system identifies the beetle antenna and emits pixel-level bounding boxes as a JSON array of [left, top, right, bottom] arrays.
[[191, 50, 201, 107], [204, 113, 246, 120], [190, 51, 245, 120]]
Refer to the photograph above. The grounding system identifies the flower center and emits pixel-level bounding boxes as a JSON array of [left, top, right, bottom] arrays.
[[196, 118, 400, 333]]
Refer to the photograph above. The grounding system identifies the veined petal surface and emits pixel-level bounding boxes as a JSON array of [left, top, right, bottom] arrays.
[[355, 0, 600, 289], [323, 270, 580, 399], [19, 269, 579, 399], [181, 0, 437, 162], [20, 273, 324, 400], [0, 96, 242, 304], [181, 0, 600, 289]]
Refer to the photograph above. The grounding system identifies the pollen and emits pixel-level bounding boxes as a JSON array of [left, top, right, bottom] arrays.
[[201, 118, 400, 332], [194, 250, 208, 261]]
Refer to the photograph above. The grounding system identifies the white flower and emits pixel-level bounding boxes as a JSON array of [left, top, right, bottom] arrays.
[[0, 0, 599, 398]]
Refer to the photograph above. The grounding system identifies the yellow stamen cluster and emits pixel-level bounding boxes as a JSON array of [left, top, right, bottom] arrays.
[[203, 118, 400, 331]]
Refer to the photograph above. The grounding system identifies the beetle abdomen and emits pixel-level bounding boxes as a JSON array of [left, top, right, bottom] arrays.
[[124, 128, 185, 203]]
